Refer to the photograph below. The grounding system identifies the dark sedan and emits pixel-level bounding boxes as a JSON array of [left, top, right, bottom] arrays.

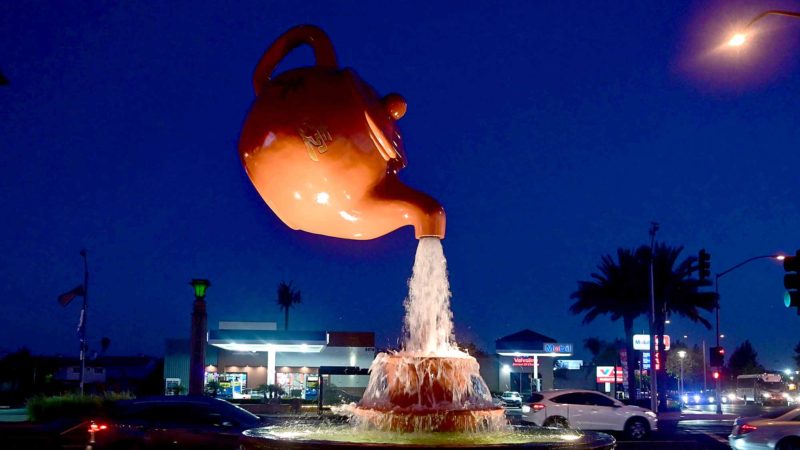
[[62, 395, 265, 449]]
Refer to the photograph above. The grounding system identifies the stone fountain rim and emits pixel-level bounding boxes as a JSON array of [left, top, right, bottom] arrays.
[[242, 425, 617, 450]]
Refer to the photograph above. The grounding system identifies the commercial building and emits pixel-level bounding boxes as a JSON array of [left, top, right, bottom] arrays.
[[164, 321, 375, 400], [489, 329, 574, 394]]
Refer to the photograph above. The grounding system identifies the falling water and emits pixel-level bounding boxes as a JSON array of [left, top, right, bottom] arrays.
[[403, 237, 457, 354], [347, 237, 505, 433]]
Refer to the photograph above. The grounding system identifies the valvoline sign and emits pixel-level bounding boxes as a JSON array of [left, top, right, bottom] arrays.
[[596, 366, 624, 383]]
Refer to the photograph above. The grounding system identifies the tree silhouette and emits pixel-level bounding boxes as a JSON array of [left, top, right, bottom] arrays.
[[277, 281, 302, 330], [571, 243, 716, 406], [794, 341, 800, 369], [728, 340, 764, 376], [571, 248, 650, 399]]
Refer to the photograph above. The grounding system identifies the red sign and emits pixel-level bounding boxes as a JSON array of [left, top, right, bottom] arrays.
[[596, 366, 624, 383], [513, 357, 537, 367]]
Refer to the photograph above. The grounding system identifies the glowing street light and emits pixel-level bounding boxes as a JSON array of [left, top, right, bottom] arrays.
[[726, 10, 800, 47], [728, 34, 747, 47]]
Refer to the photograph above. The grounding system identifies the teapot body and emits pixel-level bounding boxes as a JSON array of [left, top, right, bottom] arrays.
[[238, 25, 444, 240]]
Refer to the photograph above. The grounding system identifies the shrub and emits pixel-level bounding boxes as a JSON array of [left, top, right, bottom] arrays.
[[27, 392, 134, 423]]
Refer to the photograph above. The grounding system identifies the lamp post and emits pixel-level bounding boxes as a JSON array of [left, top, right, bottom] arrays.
[[189, 279, 211, 396], [678, 350, 687, 408], [727, 10, 800, 47], [714, 254, 785, 413]]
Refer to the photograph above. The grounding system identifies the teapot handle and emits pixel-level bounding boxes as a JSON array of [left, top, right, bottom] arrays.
[[253, 25, 338, 95]]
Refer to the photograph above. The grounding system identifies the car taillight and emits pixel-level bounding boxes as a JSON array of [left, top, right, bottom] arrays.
[[736, 424, 757, 435], [88, 422, 108, 433], [532, 403, 545, 411]]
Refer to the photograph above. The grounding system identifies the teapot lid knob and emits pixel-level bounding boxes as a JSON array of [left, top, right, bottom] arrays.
[[382, 93, 407, 120]]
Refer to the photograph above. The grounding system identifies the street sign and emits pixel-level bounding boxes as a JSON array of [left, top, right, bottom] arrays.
[[596, 366, 624, 383], [543, 343, 573, 353], [633, 334, 670, 351]]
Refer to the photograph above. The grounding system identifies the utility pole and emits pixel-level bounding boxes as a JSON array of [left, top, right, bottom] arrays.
[[648, 222, 659, 413], [79, 250, 88, 396]]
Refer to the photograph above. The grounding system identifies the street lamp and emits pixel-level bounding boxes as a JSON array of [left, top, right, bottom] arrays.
[[726, 10, 800, 47], [678, 350, 687, 407], [714, 254, 785, 413], [189, 278, 211, 395], [191, 278, 211, 299]]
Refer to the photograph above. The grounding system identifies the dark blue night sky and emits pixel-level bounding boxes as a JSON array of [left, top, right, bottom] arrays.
[[1, 0, 799, 369]]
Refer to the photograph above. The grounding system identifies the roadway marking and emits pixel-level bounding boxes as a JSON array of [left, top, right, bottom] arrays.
[[699, 431, 729, 444]]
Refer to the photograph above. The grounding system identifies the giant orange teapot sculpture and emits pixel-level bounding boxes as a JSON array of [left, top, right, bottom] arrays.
[[239, 25, 445, 240]]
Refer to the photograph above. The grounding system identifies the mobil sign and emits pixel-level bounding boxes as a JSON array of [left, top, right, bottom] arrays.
[[632, 334, 670, 351], [596, 366, 624, 383]]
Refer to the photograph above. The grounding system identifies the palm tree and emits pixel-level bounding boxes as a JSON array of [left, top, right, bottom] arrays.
[[570, 243, 717, 406], [646, 243, 716, 409], [277, 281, 302, 330], [570, 248, 648, 398]]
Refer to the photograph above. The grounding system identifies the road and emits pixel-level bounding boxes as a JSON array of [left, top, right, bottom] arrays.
[[2, 403, 790, 449], [505, 403, 793, 450]]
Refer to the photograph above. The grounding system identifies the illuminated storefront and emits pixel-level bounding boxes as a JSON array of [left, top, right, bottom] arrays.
[[494, 329, 573, 394], [164, 321, 375, 400]]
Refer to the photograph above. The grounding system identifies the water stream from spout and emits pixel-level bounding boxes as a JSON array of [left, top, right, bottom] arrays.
[[402, 237, 458, 354]]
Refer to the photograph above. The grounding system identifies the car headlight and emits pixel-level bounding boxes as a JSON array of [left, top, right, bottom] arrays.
[[783, 393, 791, 399], [522, 405, 531, 413], [762, 392, 771, 398], [693, 395, 701, 403], [681, 395, 689, 403], [727, 393, 737, 400], [645, 411, 657, 418], [708, 397, 715, 403]]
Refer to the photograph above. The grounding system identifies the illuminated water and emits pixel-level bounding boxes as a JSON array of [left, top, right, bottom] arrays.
[[403, 237, 457, 354], [340, 238, 504, 433]]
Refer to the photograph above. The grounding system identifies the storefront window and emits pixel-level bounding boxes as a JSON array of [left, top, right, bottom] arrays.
[[205, 372, 247, 399], [277, 372, 305, 398]]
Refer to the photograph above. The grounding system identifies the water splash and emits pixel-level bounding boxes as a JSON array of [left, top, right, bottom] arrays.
[[346, 237, 506, 433], [403, 237, 457, 354]]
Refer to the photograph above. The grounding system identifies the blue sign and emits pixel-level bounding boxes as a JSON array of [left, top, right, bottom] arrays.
[[643, 352, 650, 370], [543, 343, 573, 353]]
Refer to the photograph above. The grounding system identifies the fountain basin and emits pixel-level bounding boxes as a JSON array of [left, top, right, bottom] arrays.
[[353, 353, 503, 432], [241, 424, 616, 450]]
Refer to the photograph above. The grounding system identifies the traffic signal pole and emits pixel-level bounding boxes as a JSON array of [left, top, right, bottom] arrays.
[[713, 253, 786, 414]]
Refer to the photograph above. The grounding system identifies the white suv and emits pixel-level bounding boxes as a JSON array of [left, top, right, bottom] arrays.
[[520, 389, 657, 440]]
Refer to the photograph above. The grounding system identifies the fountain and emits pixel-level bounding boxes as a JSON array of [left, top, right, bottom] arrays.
[[237, 25, 615, 450]]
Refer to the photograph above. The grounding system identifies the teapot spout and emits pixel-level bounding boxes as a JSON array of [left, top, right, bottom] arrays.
[[373, 176, 446, 240]]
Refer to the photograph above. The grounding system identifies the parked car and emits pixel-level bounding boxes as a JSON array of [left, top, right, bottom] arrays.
[[61, 395, 265, 449], [501, 391, 522, 408], [520, 389, 657, 440], [729, 406, 800, 450]]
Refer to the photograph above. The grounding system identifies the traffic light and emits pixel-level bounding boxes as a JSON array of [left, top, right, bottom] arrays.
[[712, 371, 720, 380], [709, 346, 725, 367], [784, 251, 800, 311], [698, 249, 711, 281]]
